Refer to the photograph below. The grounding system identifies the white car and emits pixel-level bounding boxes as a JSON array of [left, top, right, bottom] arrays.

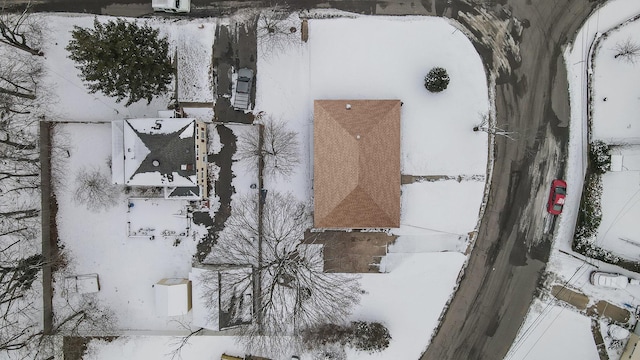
[[590, 271, 640, 289], [152, 0, 190, 13]]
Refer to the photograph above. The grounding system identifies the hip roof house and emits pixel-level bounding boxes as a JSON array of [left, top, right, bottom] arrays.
[[111, 118, 208, 199], [313, 100, 401, 229]]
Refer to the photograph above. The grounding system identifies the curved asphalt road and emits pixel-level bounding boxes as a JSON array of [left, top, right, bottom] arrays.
[[422, 1, 602, 359]]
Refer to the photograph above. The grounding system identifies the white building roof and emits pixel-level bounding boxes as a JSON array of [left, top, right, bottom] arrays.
[[155, 278, 191, 317]]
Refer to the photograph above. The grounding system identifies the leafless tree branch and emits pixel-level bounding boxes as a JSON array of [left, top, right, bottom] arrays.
[[614, 37, 640, 64], [236, 116, 300, 177], [203, 192, 362, 357]]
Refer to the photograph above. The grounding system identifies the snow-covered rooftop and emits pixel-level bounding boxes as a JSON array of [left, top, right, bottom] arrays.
[[112, 118, 199, 187]]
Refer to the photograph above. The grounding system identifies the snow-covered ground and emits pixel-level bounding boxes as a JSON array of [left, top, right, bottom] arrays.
[[508, 1, 640, 359], [257, 15, 488, 241], [45, 11, 490, 360], [505, 300, 600, 360], [51, 123, 207, 331], [81, 253, 466, 360], [43, 15, 218, 121], [589, 17, 640, 262]]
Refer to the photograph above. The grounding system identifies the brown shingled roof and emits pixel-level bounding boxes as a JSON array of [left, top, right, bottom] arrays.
[[314, 100, 401, 228]]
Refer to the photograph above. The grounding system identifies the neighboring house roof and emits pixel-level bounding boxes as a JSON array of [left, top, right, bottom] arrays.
[[313, 100, 401, 228], [112, 118, 198, 188]]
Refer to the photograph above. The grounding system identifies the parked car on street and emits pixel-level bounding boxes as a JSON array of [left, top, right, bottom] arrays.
[[152, 0, 190, 13], [546, 179, 567, 215], [590, 271, 640, 289], [233, 68, 254, 110]]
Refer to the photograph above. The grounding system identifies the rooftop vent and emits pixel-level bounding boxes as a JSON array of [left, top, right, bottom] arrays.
[[152, 160, 160, 167], [346, 104, 351, 110]]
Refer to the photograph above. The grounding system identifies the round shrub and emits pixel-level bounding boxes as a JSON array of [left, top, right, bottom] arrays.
[[424, 67, 450, 93], [351, 321, 391, 353]]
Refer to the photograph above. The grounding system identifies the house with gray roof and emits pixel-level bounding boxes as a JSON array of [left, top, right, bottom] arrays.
[[111, 118, 208, 199]]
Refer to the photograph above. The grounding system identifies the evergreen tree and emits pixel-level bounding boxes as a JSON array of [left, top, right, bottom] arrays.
[[424, 67, 450, 93], [66, 18, 173, 106]]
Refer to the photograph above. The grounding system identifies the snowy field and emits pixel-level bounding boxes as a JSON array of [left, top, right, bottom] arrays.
[[597, 171, 640, 261], [257, 15, 488, 240], [51, 123, 206, 331], [591, 18, 640, 144], [80, 253, 465, 360], [308, 18, 489, 177], [44, 11, 491, 360], [508, 1, 640, 359], [589, 17, 640, 262], [42, 15, 217, 121], [504, 300, 599, 360]]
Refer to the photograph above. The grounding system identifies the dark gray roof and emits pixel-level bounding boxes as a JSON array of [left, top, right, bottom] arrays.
[[167, 186, 201, 198], [127, 121, 196, 184]]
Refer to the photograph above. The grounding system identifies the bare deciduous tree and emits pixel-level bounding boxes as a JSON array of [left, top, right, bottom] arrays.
[[73, 167, 120, 212], [204, 192, 362, 357], [257, 6, 300, 56], [52, 294, 116, 336], [311, 344, 347, 360], [0, 8, 51, 358], [0, 2, 43, 56], [236, 116, 300, 177], [168, 323, 204, 360], [613, 37, 640, 64], [473, 113, 517, 141], [0, 51, 41, 118]]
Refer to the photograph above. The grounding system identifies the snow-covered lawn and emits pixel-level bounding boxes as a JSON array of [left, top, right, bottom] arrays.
[[45, 10, 491, 360], [589, 16, 640, 261], [505, 300, 599, 360], [308, 17, 489, 176], [51, 123, 206, 331], [171, 22, 216, 103], [257, 15, 488, 238], [43, 15, 217, 121], [597, 171, 640, 261], [591, 17, 640, 144], [80, 252, 465, 360]]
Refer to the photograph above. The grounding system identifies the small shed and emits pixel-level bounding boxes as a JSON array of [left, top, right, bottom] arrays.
[[155, 278, 192, 317]]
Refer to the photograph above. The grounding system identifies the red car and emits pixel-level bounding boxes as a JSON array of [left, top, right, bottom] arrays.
[[547, 179, 567, 215]]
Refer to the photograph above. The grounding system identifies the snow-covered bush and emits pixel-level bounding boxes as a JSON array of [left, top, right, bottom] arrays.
[[350, 321, 391, 353], [424, 67, 450, 93], [302, 321, 391, 354], [589, 140, 611, 174], [73, 167, 120, 212], [574, 173, 602, 242]]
